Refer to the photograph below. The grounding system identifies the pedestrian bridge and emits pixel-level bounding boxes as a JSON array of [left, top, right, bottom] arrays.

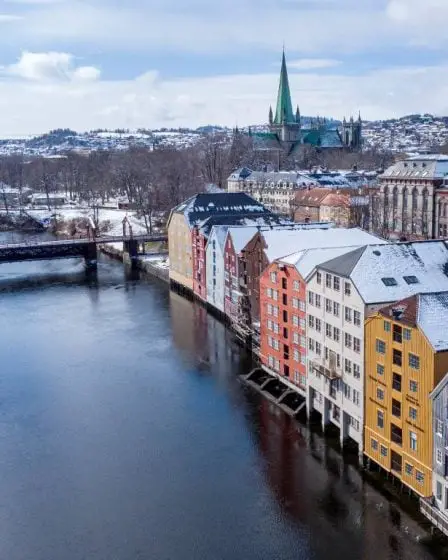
[[0, 233, 167, 267]]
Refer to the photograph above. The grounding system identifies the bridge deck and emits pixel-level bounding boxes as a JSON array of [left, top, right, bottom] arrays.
[[0, 234, 167, 250]]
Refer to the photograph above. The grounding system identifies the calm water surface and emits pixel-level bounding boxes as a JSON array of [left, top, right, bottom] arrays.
[[0, 232, 442, 560]]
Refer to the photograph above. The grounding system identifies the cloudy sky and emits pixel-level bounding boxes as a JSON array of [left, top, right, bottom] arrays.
[[0, 0, 447, 135]]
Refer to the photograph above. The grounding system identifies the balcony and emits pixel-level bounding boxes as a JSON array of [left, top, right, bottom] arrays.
[[420, 498, 448, 537], [311, 360, 341, 381]]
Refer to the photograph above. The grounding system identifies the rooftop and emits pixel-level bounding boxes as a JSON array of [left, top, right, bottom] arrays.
[[382, 154, 448, 180]]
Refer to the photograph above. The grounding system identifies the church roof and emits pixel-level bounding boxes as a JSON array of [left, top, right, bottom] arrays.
[[274, 51, 295, 125]]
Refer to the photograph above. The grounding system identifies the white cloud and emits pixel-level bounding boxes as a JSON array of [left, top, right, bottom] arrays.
[[3, 51, 100, 82], [288, 59, 341, 70], [0, 62, 448, 136]]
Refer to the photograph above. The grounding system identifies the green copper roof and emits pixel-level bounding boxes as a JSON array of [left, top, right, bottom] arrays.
[[274, 51, 295, 125]]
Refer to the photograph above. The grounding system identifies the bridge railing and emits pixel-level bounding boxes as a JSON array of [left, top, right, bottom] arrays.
[[0, 234, 167, 250]]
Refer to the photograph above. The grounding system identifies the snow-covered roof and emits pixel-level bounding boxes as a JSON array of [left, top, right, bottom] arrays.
[[417, 292, 448, 352], [262, 228, 385, 263], [320, 241, 448, 305], [382, 155, 448, 180], [281, 246, 365, 280], [227, 226, 259, 254]]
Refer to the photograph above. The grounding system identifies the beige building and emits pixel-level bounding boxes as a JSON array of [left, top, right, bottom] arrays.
[[371, 154, 448, 240]]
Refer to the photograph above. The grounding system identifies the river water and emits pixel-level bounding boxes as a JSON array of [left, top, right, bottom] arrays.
[[0, 232, 443, 560]]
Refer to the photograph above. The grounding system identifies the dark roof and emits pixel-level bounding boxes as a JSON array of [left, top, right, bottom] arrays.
[[172, 192, 273, 228], [198, 213, 284, 238], [318, 246, 367, 277]]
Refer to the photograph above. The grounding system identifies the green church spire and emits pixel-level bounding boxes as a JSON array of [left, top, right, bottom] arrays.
[[274, 50, 295, 125]]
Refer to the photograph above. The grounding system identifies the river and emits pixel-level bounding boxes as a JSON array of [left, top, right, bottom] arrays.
[[0, 232, 443, 560]]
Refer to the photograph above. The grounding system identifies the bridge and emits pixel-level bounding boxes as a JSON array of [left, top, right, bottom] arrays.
[[0, 233, 168, 268]]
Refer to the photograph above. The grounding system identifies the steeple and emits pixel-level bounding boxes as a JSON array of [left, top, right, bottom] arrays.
[[269, 105, 273, 125], [358, 111, 362, 123], [274, 50, 295, 125], [296, 105, 301, 124]]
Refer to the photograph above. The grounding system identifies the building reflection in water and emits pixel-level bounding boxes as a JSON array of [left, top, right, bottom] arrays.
[[169, 292, 436, 560]]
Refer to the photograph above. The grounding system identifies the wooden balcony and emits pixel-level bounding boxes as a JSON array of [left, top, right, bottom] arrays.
[[420, 497, 448, 537]]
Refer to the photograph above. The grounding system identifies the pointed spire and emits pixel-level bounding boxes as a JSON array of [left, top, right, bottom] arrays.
[[296, 105, 301, 124], [350, 115, 354, 123], [269, 105, 273, 125], [358, 110, 362, 123], [343, 116, 346, 124], [274, 50, 295, 125]]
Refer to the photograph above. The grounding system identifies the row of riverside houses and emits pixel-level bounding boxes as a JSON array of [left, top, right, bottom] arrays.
[[260, 240, 448, 535], [167, 191, 448, 536]]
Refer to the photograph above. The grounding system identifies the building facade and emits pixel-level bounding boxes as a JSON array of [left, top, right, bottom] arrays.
[[371, 154, 448, 240], [205, 226, 228, 313], [364, 293, 448, 497]]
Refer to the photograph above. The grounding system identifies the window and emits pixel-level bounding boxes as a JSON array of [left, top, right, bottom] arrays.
[[267, 287, 273, 298], [353, 363, 360, 379], [345, 359, 352, 374], [409, 380, 418, 393], [377, 410, 384, 429], [416, 471, 424, 485], [315, 342, 322, 355], [293, 349, 300, 362], [353, 311, 361, 326], [273, 290, 278, 301], [267, 320, 273, 331], [345, 307, 352, 322], [409, 353, 420, 370], [283, 310, 288, 323], [293, 332, 299, 344], [326, 273, 332, 288], [273, 306, 279, 318], [371, 438, 378, 451], [292, 316, 299, 327], [326, 323, 332, 338], [393, 373, 402, 392], [392, 399, 401, 418], [377, 387, 384, 401], [308, 291, 315, 305], [325, 298, 332, 313], [403, 275, 419, 285], [380, 445, 388, 457], [282, 293, 288, 306], [315, 319, 321, 333], [270, 272, 277, 283], [353, 337, 361, 353], [333, 302, 340, 317], [376, 339, 386, 354], [282, 278, 287, 290], [292, 297, 299, 309], [345, 333, 353, 349], [377, 364, 385, 376], [405, 463, 413, 476], [309, 338, 315, 351], [409, 407, 417, 421], [349, 416, 360, 431], [436, 420, 443, 436], [437, 481, 443, 501], [410, 431, 417, 452], [344, 382, 351, 399], [293, 280, 300, 291], [333, 276, 340, 291], [333, 327, 340, 342], [393, 349, 402, 366], [391, 424, 402, 445], [353, 390, 360, 406], [403, 328, 411, 341], [299, 301, 306, 312], [345, 282, 351, 296], [381, 277, 398, 287], [324, 347, 329, 360], [299, 318, 306, 329], [308, 315, 315, 328], [384, 321, 391, 332], [437, 449, 443, 464], [267, 304, 273, 316], [316, 272, 322, 285], [315, 295, 321, 308]]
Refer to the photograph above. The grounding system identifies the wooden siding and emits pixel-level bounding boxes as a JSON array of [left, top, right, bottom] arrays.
[[364, 313, 447, 497], [168, 213, 193, 290]]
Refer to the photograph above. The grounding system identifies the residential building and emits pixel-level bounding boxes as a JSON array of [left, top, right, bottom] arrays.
[[365, 292, 448, 498], [371, 154, 448, 240], [227, 168, 375, 217], [167, 192, 272, 291], [293, 188, 369, 228], [205, 225, 228, 313], [307, 241, 448, 460]]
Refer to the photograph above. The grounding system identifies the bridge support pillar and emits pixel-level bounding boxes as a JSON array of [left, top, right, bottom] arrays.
[[83, 242, 98, 270], [123, 239, 139, 270]]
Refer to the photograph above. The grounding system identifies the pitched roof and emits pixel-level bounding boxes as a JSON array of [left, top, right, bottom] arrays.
[[430, 372, 448, 401], [294, 188, 332, 207], [262, 228, 384, 263], [198, 213, 284, 238], [281, 246, 364, 280], [227, 226, 259, 254], [172, 192, 272, 229], [320, 241, 448, 305], [382, 154, 448, 180]]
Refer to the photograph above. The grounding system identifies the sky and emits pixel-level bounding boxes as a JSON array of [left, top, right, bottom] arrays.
[[0, 0, 448, 135]]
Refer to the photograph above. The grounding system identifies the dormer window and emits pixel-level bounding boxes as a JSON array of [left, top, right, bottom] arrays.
[[403, 275, 419, 285], [381, 277, 398, 287]]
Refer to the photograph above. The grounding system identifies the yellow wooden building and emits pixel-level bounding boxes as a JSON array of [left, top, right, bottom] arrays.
[[364, 292, 448, 497]]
